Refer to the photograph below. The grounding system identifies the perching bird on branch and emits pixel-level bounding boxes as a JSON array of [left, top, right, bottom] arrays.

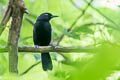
[[33, 13, 58, 71]]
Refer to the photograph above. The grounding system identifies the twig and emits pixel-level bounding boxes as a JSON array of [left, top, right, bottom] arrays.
[[20, 53, 73, 76], [20, 61, 41, 76], [72, 22, 118, 31], [69, 0, 83, 11], [56, 0, 94, 46], [25, 17, 34, 25], [83, 0, 120, 31], [0, 2, 12, 36]]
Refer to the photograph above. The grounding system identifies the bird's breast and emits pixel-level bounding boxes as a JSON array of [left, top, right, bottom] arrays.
[[33, 21, 52, 45]]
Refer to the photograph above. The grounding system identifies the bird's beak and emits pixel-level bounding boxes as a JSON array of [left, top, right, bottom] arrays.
[[51, 15, 58, 18]]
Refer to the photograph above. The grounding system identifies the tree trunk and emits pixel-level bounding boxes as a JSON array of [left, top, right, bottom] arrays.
[[8, 0, 26, 73]]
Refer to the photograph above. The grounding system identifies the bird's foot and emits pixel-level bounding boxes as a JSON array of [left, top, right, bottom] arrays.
[[34, 45, 39, 48], [49, 44, 56, 50]]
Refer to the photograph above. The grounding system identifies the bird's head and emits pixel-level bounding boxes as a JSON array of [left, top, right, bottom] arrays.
[[37, 13, 58, 21]]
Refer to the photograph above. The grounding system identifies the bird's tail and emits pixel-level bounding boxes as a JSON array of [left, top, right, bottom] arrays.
[[41, 53, 53, 71]]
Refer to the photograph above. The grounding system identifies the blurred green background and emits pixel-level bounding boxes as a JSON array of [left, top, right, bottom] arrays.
[[1, 0, 120, 80]]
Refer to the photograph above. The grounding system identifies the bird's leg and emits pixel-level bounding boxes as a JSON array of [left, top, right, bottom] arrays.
[[34, 45, 39, 48]]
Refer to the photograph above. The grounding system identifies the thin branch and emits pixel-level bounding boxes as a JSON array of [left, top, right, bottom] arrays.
[[1, 7, 12, 25], [25, 17, 34, 25], [20, 61, 41, 76], [83, 0, 120, 31], [69, 0, 83, 11], [56, 0, 94, 46], [73, 22, 118, 30], [20, 53, 74, 76], [0, 3, 12, 36], [0, 46, 95, 53]]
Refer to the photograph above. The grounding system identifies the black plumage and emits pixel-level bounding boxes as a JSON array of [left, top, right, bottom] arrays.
[[33, 13, 58, 71]]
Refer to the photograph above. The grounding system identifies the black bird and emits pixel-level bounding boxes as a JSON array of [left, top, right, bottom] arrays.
[[33, 13, 58, 71]]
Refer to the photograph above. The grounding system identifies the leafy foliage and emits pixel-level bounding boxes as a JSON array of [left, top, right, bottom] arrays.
[[0, 0, 120, 80]]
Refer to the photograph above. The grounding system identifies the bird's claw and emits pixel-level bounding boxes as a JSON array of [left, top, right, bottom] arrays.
[[34, 45, 39, 48], [49, 44, 56, 50]]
